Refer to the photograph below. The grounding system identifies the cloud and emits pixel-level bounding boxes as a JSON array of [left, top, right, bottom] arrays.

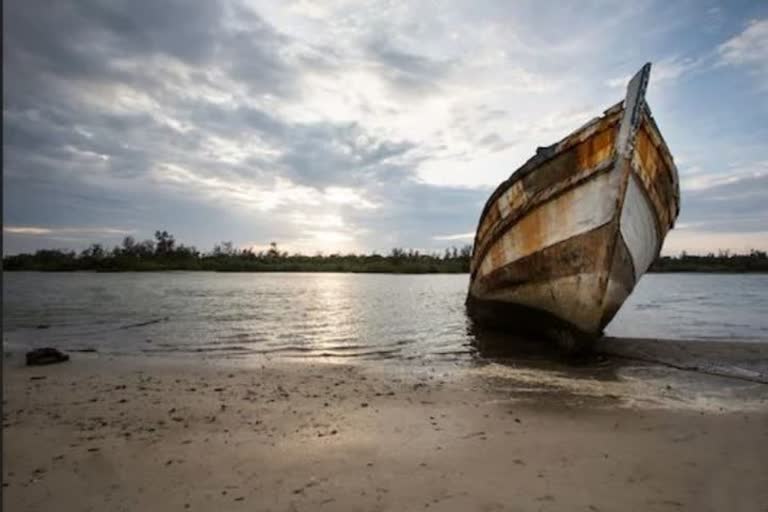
[[432, 233, 475, 241], [680, 160, 767, 191], [718, 18, 768, 89], [2, 1, 767, 255], [605, 55, 703, 89], [674, 172, 768, 240], [3, 226, 135, 237], [718, 18, 768, 66], [663, 230, 768, 255], [664, 169, 768, 254], [364, 38, 457, 97]]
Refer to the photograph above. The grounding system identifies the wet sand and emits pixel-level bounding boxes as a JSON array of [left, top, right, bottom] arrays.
[[3, 352, 768, 511], [597, 337, 768, 383]]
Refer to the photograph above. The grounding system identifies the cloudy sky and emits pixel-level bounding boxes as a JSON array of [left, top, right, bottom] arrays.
[[3, 0, 767, 256]]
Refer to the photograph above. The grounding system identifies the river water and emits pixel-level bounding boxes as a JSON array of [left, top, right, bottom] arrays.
[[3, 272, 767, 362]]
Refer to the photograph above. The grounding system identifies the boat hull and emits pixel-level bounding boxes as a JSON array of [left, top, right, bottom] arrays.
[[467, 64, 680, 351]]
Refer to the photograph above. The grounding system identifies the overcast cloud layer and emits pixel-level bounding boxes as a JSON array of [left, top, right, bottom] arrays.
[[4, 0, 768, 255]]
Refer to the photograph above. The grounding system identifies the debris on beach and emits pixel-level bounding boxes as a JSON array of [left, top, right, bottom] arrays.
[[25, 348, 70, 366]]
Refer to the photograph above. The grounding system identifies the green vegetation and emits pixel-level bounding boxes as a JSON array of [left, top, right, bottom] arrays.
[[2, 231, 472, 273], [649, 250, 768, 273], [3, 230, 767, 273]]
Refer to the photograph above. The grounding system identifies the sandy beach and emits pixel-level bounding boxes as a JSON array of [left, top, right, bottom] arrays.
[[3, 349, 768, 512]]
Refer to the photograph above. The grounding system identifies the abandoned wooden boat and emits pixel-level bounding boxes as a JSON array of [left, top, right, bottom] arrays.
[[466, 63, 680, 351]]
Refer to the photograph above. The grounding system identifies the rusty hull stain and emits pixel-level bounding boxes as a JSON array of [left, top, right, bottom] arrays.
[[467, 71, 680, 345], [472, 116, 620, 276], [633, 119, 679, 235], [473, 223, 614, 296]]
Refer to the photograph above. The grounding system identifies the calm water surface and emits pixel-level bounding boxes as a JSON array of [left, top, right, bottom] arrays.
[[4, 272, 767, 362]]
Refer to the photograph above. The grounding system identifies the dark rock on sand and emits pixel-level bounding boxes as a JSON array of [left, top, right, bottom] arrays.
[[26, 348, 70, 366]]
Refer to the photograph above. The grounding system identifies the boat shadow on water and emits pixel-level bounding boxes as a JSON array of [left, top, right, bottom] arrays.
[[465, 319, 622, 383]]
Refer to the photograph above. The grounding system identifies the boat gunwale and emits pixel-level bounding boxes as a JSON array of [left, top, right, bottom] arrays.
[[470, 110, 680, 282], [472, 100, 625, 250]]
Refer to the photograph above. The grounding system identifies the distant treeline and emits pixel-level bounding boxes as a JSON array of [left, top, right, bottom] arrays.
[[3, 230, 767, 273], [2, 231, 472, 273], [649, 250, 768, 273]]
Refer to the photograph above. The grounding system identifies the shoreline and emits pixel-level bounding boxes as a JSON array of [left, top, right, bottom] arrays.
[[4, 350, 767, 511], [596, 337, 768, 384], [5, 335, 768, 378]]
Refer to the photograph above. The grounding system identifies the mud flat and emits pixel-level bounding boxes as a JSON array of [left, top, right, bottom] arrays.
[[3, 349, 768, 512]]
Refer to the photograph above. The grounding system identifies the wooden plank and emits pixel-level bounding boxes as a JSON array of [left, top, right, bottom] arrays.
[[478, 168, 619, 277], [615, 63, 651, 158]]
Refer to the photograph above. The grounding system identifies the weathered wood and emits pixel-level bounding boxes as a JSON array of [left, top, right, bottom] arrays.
[[477, 169, 619, 278], [467, 63, 679, 351], [615, 63, 651, 158]]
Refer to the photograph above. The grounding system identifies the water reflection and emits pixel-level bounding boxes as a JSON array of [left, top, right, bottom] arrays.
[[3, 272, 767, 365]]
